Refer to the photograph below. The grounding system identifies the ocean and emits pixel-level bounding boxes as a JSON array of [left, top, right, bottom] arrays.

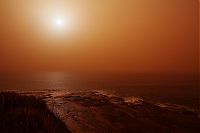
[[0, 72, 199, 109]]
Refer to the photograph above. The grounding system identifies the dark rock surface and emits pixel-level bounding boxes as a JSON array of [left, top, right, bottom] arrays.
[[46, 91, 200, 133]]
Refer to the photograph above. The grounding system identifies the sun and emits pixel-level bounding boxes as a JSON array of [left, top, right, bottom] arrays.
[[55, 19, 64, 26], [54, 18, 64, 28], [53, 15, 72, 31]]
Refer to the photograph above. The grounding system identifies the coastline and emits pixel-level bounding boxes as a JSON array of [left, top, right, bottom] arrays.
[[1, 90, 200, 132]]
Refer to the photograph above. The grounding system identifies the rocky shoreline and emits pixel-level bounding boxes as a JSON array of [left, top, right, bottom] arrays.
[[45, 91, 200, 133]]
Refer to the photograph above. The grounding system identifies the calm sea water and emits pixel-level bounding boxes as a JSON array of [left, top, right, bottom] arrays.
[[0, 72, 199, 109]]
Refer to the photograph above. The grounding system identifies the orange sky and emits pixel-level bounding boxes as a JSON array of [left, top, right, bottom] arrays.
[[0, 0, 199, 74]]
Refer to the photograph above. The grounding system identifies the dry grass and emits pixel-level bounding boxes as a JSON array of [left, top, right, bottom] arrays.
[[0, 92, 71, 133]]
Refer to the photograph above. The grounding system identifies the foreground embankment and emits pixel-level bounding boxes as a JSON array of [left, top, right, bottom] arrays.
[[0, 92, 71, 133]]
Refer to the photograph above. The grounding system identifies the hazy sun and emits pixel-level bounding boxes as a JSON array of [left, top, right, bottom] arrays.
[[55, 19, 64, 27], [53, 15, 72, 31]]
